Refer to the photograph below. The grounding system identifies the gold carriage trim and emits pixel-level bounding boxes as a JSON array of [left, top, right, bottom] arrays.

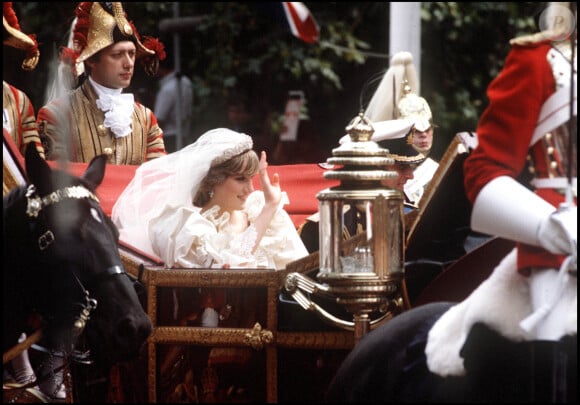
[[244, 322, 274, 350], [26, 184, 100, 218]]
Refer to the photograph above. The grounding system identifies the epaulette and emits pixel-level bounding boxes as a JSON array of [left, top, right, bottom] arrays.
[[509, 29, 562, 47]]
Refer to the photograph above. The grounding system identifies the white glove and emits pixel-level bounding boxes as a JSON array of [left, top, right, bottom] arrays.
[[471, 176, 555, 246], [537, 205, 577, 255], [12, 334, 36, 384]]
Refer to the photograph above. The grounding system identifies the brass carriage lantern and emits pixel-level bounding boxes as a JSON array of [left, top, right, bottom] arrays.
[[284, 113, 408, 343]]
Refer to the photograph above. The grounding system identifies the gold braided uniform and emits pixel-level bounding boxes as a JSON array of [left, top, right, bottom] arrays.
[[3, 81, 45, 159], [37, 80, 166, 164]]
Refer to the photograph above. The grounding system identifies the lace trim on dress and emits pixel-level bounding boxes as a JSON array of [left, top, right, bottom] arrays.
[[232, 224, 258, 257], [201, 205, 230, 228], [200, 204, 256, 258]]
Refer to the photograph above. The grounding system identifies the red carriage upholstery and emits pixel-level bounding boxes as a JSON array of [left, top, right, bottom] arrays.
[[46, 160, 334, 230], [3, 127, 333, 229]]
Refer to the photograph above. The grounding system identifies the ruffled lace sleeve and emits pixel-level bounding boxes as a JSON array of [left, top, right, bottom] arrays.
[[244, 191, 309, 270], [147, 192, 308, 270], [148, 204, 260, 269]]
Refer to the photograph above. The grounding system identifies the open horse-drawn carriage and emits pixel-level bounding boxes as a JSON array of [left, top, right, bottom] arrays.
[[5, 130, 548, 403]]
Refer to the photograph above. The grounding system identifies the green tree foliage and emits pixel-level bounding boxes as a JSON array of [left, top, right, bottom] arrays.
[[8, 2, 543, 160], [419, 2, 539, 156]]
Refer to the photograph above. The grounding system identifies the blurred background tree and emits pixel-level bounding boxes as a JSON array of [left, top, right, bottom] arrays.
[[6, 2, 542, 162]]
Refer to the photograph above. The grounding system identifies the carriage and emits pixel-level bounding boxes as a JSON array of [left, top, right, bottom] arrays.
[[5, 130, 541, 403]]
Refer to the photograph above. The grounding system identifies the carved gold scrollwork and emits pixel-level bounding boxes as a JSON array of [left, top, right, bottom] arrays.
[[244, 322, 273, 350]]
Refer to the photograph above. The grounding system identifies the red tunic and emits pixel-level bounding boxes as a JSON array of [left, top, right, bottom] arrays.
[[463, 41, 574, 273]]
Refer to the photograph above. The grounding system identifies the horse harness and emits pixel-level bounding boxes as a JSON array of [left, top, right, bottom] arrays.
[[23, 182, 129, 334], [4, 182, 130, 401]]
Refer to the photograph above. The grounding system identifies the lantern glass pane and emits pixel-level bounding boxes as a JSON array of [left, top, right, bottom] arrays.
[[317, 191, 404, 278]]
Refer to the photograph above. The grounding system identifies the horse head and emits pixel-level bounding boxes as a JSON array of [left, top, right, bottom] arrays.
[[3, 143, 152, 367]]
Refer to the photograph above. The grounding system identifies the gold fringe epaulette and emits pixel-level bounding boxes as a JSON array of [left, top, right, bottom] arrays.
[[509, 29, 565, 46]]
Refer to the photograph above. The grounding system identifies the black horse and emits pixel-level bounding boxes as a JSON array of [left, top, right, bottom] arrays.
[[3, 144, 152, 380], [326, 301, 577, 403]]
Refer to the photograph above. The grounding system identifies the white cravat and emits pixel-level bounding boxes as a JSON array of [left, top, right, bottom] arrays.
[[90, 76, 134, 138]]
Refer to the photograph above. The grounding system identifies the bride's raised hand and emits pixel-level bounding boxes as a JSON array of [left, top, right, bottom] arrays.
[[259, 151, 281, 206]]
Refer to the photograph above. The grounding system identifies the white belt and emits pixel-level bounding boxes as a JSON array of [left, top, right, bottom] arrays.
[[531, 84, 577, 146], [530, 177, 577, 195]]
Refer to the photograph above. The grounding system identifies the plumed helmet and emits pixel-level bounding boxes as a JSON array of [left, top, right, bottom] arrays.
[[364, 51, 419, 123], [63, 2, 165, 79], [3, 2, 40, 70], [354, 51, 428, 165], [397, 80, 433, 132]]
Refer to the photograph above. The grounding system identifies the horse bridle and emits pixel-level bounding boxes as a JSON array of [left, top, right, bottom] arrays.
[[4, 182, 139, 400], [26, 183, 99, 248], [23, 183, 128, 337]]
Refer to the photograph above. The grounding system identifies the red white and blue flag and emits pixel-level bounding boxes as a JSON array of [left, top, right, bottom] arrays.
[[257, 2, 320, 44], [281, 2, 319, 44]]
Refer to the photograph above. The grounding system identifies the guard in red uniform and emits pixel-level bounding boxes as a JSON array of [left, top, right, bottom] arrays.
[[425, 5, 577, 394]]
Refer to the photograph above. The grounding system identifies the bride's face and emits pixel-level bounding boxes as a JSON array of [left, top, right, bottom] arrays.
[[212, 174, 255, 211]]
